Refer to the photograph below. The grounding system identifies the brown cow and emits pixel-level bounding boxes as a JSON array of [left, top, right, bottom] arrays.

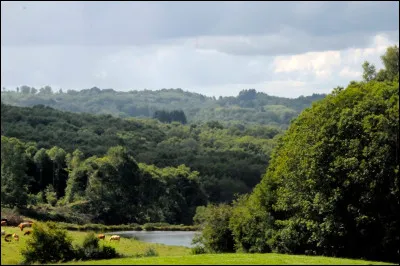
[[4, 233, 12, 242], [109, 235, 120, 242], [1, 221, 7, 226], [98, 234, 105, 240], [18, 222, 33, 231], [24, 230, 32, 236], [12, 233, 19, 241]]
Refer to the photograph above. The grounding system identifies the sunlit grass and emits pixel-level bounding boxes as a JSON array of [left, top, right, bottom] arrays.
[[1, 225, 190, 265], [1, 225, 395, 265]]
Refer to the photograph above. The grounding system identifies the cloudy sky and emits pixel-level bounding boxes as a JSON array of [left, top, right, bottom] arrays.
[[1, 1, 399, 98]]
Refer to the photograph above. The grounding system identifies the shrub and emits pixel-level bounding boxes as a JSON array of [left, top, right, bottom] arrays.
[[142, 223, 155, 231], [191, 245, 206, 255], [193, 204, 235, 253], [0, 208, 24, 226], [21, 222, 75, 264], [75, 232, 119, 260], [143, 247, 158, 257]]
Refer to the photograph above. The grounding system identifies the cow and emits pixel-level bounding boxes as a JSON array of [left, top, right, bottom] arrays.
[[1, 221, 6, 226], [97, 234, 105, 240], [109, 235, 120, 242], [18, 222, 33, 231], [4, 233, 12, 242], [24, 230, 32, 236]]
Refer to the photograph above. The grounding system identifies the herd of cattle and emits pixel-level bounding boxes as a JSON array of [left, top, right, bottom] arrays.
[[1, 218, 121, 242]]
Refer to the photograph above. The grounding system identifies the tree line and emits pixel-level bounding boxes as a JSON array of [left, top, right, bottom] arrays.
[[1, 86, 325, 128]]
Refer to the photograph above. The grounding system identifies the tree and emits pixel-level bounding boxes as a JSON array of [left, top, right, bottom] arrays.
[[192, 204, 235, 253], [85, 146, 142, 224], [20, 85, 31, 94], [39, 86, 53, 94], [234, 79, 399, 262], [1, 136, 30, 207], [362, 61, 376, 82], [46, 146, 67, 198], [64, 149, 87, 203], [380, 45, 399, 82]]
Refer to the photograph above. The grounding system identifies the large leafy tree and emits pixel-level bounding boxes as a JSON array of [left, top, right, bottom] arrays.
[[227, 46, 399, 262], [1, 136, 30, 207]]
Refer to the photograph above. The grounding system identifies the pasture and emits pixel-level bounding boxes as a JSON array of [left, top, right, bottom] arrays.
[[0, 222, 395, 265], [1, 224, 190, 265]]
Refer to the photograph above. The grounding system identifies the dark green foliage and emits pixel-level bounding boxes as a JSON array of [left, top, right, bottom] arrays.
[[75, 232, 119, 260], [229, 79, 399, 262], [1, 136, 30, 208], [1, 103, 281, 205], [192, 204, 235, 253], [153, 110, 187, 124], [21, 222, 76, 264]]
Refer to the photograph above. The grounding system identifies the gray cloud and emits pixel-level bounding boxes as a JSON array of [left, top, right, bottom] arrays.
[[1, 1, 399, 98], [2, 1, 398, 52]]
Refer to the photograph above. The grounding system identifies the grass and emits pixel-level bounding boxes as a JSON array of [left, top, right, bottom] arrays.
[[1, 221, 396, 265], [60, 253, 395, 265], [1, 225, 190, 265]]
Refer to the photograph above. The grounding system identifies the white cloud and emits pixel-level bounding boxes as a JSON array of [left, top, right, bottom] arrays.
[[339, 67, 362, 79], [273, 50, 341, 78]]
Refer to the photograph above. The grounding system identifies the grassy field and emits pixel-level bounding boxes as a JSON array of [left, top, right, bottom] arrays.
[[1, 224, 395, 265], [61, 253, 396, 265], [1, 225, 190, 265]]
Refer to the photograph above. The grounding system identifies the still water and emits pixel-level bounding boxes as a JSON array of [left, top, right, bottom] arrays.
[[108, 231, 198, 247]]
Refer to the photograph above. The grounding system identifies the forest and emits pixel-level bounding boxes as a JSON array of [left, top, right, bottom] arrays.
[[0, 86, 325, 128], [1, 45, 399, 263]]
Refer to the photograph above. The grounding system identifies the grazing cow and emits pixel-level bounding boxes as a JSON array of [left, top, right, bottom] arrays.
[[18, 222, 33, 231], [1, 230, 5, 235], [24, 230, 32, 236], [98, 234, 105, 240], [12, 233, 19, 241], [1, 221, 6, 226], [4, 233, 12, 242], [109, 235, 120, 242]]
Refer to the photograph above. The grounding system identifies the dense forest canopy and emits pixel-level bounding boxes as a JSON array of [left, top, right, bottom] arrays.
[[1, 87, 325, 128], [1, 93, 311, 225], [193, 45, 399, 263]]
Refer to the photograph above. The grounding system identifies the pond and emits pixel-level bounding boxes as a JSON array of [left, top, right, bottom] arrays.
[[107, 231, 199, 247]]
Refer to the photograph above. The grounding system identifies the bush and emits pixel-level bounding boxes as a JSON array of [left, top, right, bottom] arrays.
[[75, 232, 119, 260], [191, 245, 206, 255], [21, 222, 75, 264], [193, 204, 235, 253], [143, 247, 158, 257], [142, 223, 155, 231], [0, 208, 24, 226]]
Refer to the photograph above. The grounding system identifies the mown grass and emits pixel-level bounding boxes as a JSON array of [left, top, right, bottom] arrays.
[[60, 253, 395, 265]]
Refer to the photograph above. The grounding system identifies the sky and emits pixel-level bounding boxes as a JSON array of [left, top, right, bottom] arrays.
[[1, 1, 399, 98]]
